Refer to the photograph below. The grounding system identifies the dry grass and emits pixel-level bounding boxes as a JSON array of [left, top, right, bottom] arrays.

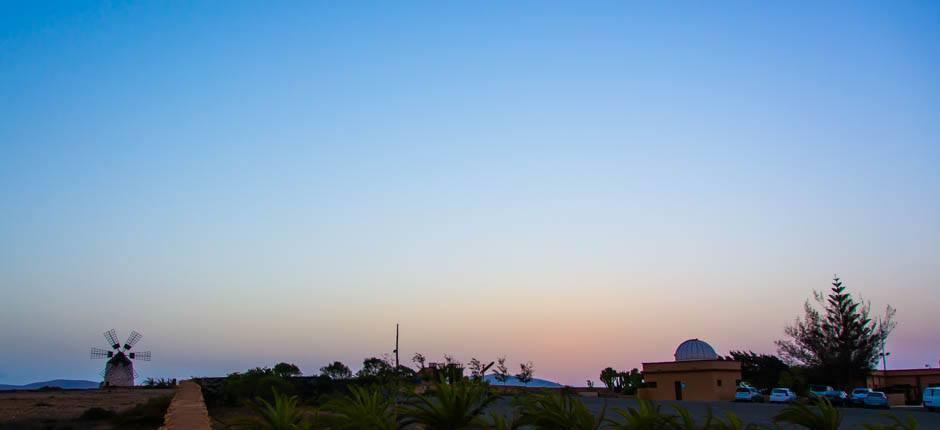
[[0, 387, 175, 428]]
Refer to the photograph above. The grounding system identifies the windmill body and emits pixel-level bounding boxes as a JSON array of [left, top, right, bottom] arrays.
[[91, 329, 151, 387]]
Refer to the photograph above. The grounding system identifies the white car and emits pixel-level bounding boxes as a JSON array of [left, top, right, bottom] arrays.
[[735, 387, 764, 402], [925, 387, 940, 411], [769, 388, 797, 403]]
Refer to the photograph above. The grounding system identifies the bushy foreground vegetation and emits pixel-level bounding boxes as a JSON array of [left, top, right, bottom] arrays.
[[75, 395, 173, 429], [219, 378, 920, 430]]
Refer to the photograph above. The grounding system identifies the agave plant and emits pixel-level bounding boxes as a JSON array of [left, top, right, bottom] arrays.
[[861, 414, 919, 430], [399, 378, 499, 429], [321, 385, 399, 430], [514, 391, 606, 430], [773, 398, 842, 430], [606, 399, 675, 430], [227, 388, 316, 430]]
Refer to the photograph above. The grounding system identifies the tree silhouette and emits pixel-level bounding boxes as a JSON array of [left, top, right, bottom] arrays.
[[516, 361, 534, 387], [319, 361, 352, 380], [776, 276, 895, 388], [494, 356, 510, 384], [272, 362, 301, 378]]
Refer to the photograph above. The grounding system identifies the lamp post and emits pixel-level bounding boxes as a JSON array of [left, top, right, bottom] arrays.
[[881, 351, 890, 373], [878, 332, 890, 390]]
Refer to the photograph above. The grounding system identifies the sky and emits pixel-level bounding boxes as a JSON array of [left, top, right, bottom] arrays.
[[0, 1, 938, 386]]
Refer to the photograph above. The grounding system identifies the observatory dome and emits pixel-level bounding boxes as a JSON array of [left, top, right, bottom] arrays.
[[674, 339, 719, 361]]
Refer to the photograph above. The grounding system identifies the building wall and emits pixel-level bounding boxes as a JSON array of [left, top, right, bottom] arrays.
[[867, 369, 940, 402], [638, 360, 742, 401]]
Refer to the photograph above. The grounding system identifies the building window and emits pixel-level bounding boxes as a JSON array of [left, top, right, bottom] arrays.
[[717, 379, 722, 387], [641, 381, 658, 388]]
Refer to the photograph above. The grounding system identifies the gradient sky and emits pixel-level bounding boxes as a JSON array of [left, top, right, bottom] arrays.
[[1, 1, 938, 386]]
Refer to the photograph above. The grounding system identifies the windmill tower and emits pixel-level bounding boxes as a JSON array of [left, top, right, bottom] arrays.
[[90, 329, 151, 387]]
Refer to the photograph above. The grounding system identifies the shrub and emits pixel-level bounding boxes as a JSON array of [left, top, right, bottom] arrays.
[[111, 395, 172, 429], [773, 398, 842, 430], [79, 406, 116, 420], [400, 378, 498, 429], [228, 388, 317, 430], [321, 385, 398, 430], [514, 390, 606, 430], [607, 399, 674, 430]]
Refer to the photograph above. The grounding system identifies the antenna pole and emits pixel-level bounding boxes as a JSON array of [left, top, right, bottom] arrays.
[[395, 323, 400, 369]]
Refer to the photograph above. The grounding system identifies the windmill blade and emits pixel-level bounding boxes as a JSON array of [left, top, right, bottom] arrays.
[[129, 351, 151, 361], [104, 329, 120, 349], [91, 347, 113, 359], [124, 331, 142, 350]]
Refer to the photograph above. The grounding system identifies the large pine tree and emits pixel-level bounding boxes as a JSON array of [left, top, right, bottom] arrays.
[[776, 276, 895, 388]]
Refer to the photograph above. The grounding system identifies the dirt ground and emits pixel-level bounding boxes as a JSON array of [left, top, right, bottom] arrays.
[[0, 388, 175, 429]]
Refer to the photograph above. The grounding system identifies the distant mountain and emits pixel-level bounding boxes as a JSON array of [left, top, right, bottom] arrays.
[[0, 379, 99, 390], [483, 374, 563, 388]]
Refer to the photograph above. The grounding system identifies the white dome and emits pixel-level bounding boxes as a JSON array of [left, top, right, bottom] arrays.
[[674, 339, 719, 361]]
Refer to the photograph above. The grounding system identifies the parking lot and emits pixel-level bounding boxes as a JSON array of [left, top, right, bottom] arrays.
[[490, 397, 940, 428]]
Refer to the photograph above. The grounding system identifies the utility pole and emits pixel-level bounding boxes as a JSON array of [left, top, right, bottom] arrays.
[[394, 323, 400, 369]]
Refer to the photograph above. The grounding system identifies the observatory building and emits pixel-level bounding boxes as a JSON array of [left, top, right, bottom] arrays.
[[637, 339, 742, 401]]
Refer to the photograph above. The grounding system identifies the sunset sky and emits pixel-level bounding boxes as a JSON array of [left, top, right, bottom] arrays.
[[1, 1, 938, 386]]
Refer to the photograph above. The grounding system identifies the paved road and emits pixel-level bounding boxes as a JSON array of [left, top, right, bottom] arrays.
[[491, 397, 940, 428]]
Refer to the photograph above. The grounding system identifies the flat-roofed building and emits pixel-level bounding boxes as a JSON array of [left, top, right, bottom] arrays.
[[637, 339, 742, 401]]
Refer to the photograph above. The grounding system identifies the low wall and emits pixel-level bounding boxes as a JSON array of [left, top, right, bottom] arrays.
[[161, 380, 211, 430]]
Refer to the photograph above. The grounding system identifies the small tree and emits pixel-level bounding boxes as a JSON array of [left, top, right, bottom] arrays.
[[319, 361, 352, 380], [516, 361, 534, 387], [599, 367, 618, 391], [412, 352, 426, 369], [494, 356, 510, 384], [357, 357, 393, 378], [468, 358, 483, 380], [272, 362, 301, 378], [618, 368, 643, 395]]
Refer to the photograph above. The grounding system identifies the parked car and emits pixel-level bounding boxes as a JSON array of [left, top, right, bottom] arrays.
[[924, 386, 940, 411], [850, 387, 873, 406], [769, 388, 798, 403], [809, 385, 847, 405], [735, 386, 764, 402], [863, 391, 890, 409], [809, 385, 833, 398]]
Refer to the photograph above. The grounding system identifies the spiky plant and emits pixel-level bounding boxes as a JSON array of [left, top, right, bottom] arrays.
[[773, 398, 842, 430], [514, 391, 606, 430], [321, 385, 399, 430], [606, 399, 676, 430], [399, 378, 498, 429], [227, 388, 315, 430], [484, 410, 524, 430], [861, 414, 919, 430]]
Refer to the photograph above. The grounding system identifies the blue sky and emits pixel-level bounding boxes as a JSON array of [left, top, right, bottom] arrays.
[[1, 1, 938, 385]]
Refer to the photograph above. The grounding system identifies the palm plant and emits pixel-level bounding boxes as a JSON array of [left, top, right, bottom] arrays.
[[514, 391, 606, 430], [671, 404, 711, 430], [606, 399, 675, 430], [321, 385, 399, 430], [484, 410, 524, 430], [861, 414, 919, 430], [227, 389, 315, 430], [772, 398, 842, 430], [399, 378, 499, 429]]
